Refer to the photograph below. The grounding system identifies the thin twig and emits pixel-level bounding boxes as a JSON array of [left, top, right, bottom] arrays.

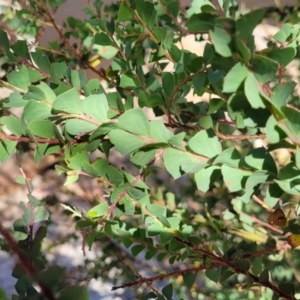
[[216, 131, 266, 141], [210, 0, 226, 17], [252, 195, 274, 212], [112, 263, 221, 290]]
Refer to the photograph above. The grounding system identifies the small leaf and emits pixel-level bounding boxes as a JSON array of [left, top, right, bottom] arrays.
[[187, 13, 216, 32], [244, 73, 265, 109], [118, 1, 133, 21], [120, 74, 139, 88], [162, 283, 173, 299], [118, 108, 150, 136], [210, 26, 232, 57], [205, 268, 221, 283], [163, 148, 207, 179], [58, 286, 89, 300], [131, 245, 145, 257], [236, 9, 265, 40], [88, 202, 109, 218], [52, 88, 83, 114], [233, 259, 250, 271], [223, 62, 248, 93], [34, 207, 49, 223], [189, 129, 222, 158], [259, 269, 269, 282], [109, 129, 145, 155], [184, 272, 197, 289], [194, 166, 221, 193]]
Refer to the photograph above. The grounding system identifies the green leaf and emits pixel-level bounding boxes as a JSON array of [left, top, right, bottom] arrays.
[[223, 62, 248, 93], [52, 88, 83, 114], [28, 195, 40, 208], [233, 259, 250, 271], [244, 147, 277, 174], [88, 202, 109, 218], [236, 9, 265, 40], [273, 24, 292, 43], [7, 66, 31, 91], [210, 26, 232, 57], [235, 37, 251, 62], [65, 119, 97, 135], [187, 13, 216, 32], [120, 74, 140, 88], [25, 82, 56, 103], [162, 283, 173, 299], [163, 148, 207, 179], [205, 268, 221, 283], [131, 245, 145, 257], [149, 120, 173, 142], [0, 140, 17, 162], [27, 120, 57, 139], [259, 269, 269, 282], [0, 29, 10, 48], [222, 165, 251, 192], [213, 147, 241, 168], [58, 286, 89, 300], [278, 282, 295, 296], [244, 73, 265, 109], [278, 106, 300, 144], [265, 184, 282, 208], [118, 1, 133, 21], [189, 129, 222, 158], [266, 115, 286, 144], [118, 108, 150, 136], [130, 149, 157, 167], [0, 116, 22, 136], [94, 32, 113, 46], [195, 166, 221, 193], [183, 273, 197, 289], [207, 98, 225, 114], [109, 129, 145, 155], [219, 269, 234, 284], [22, 100, 52, 124], [251, 55, 278, 83], [82, 94, 109, 122], [162, 72, 175, 97], [34, 207, 49, 223], [147, 203, 166, 217], [266, 48, 296, 67], [271, 81, 296, 109]]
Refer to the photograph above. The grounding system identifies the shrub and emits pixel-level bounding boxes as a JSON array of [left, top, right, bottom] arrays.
[[1, 0, 300, 299]]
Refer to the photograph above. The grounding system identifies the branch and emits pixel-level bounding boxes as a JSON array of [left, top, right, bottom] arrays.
[[174, 237, 295, 300], [0, 221, 56, 300], [210, 0, 226, 17], [112, 263, 221, 290], [216, 131, 266, 141]]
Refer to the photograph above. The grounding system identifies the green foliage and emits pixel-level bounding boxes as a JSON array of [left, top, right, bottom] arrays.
[[1, 0, 300, 299]]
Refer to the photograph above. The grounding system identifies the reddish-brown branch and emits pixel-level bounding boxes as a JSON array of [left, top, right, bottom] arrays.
[[0, 221, 56, 300], [210, 0, 226, 17], [112, 262, 222, 290], [174, 237, 295, 300], [251, 215, 283, 234], [43, 9, 107, 80]]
